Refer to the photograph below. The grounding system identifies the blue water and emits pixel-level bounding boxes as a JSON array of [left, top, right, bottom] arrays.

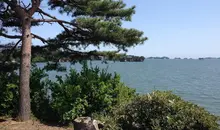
[[37, 59, 220, 116]]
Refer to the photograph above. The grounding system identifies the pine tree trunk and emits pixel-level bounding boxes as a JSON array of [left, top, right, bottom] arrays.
[[18, 16, 32, 121]]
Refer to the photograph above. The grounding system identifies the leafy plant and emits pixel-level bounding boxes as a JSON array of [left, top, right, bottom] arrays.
[[116, 91, 220, 130], [32, 56, 46, 62], [49, 62, 136, 123], [30, 64, 58, 122], [0, 71, 19, 117], [0, 62, 135, 124]]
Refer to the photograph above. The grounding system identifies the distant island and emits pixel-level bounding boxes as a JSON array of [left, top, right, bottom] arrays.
[[59, 53, 145, 62], [146, 56, 170, 59], [145, 57, 220, 60]]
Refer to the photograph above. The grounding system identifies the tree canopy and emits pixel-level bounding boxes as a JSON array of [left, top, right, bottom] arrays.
[[0, 0, 147, 60], [0, 0, 147, 121]]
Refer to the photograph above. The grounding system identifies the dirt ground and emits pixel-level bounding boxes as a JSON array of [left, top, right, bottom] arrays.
[[0, 118, 73, 130]]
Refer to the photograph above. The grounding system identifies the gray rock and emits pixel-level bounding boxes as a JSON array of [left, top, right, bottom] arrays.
[[73, 117, 104, 130]]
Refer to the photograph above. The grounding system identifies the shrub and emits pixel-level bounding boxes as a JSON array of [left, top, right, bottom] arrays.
[[32, 56, 46, 62], [49, 62, 136, 123], [0, 62, 135, 124], [30, 64, 58, 122], [116, 91, 220, 130], [0, 71, 19, 117], [0, 64, 55, 120]]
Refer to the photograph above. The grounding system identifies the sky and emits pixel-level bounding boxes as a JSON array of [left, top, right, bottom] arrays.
[[1, 0, 220, 58], [123, 0, 220, 58]]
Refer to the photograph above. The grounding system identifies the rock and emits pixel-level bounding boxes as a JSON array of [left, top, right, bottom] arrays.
[[73, 117, 104, 130]]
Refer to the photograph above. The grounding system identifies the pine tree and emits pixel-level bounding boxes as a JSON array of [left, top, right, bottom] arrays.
[[0, 0, 147, 121]]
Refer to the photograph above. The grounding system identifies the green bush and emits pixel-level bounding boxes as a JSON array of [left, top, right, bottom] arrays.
[[0, 64, 55, 120], [116, 91, 219, 130], [0, 71, 19, 117], [30, 64, 58, 122], [0, 62, 135, 124], [49, 62, 136, 123], [32, 56, 46, 62]]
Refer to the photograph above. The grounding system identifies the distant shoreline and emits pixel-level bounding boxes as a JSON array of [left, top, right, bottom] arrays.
[[145, 57, 220, 60]]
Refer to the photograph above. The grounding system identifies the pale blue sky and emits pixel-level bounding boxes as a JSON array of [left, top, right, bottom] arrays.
[[2, 0, 220, 58], [123, 0, 220, 58]]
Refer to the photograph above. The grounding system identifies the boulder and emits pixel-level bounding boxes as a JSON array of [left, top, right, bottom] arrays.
[[73, 117, 104, 130]]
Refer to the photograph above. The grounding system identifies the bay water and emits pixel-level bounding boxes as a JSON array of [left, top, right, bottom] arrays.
[[37, 59, 220, 116]]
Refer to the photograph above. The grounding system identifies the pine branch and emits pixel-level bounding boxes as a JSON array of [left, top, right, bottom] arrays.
[[20, 1, 31, 9], [2, 39, 21, 65], [35, 9, 75, 25], [31, 18, 76, 26], [32, 33, 48, 44], [0, 32, 21, 39], [37, 8, 57, 20], [34, 8, 78, 34], [28, 0, 40, 16]]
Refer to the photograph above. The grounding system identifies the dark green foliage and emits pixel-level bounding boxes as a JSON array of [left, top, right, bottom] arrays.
[[30, 64, 58, 122], [45, 0, 147, 57], [49, 0, 135, 20], [43, 62, 67, 72], [0, 62, 135, 123], [1, 0, 147, 63], [32, 56, 46, 62], [0, 65, 53, 119], [0, 71, 19, 117], [49, 62, 136, 123], [116, 91, 220, 130]]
